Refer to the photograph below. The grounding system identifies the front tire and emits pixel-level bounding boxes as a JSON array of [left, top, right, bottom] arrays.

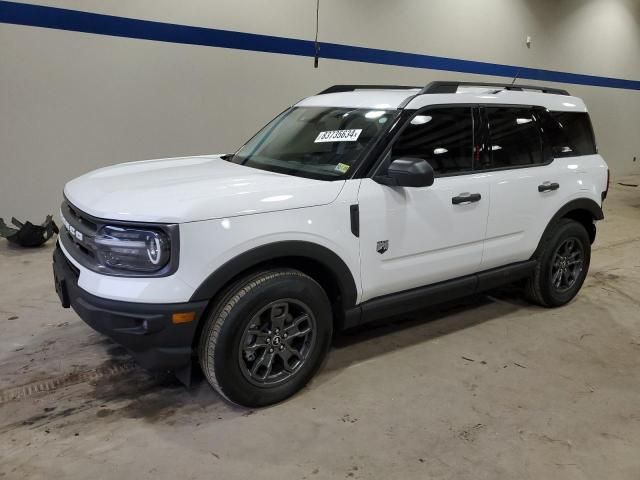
[[525, 218, 591, 307], [198, 269, 332, 407]]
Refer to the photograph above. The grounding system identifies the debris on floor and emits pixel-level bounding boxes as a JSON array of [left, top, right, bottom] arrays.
[[0, 215, 59, 247]]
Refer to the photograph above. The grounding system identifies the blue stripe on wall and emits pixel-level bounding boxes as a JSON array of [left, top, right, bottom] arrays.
[[1, 1, 639, 91]]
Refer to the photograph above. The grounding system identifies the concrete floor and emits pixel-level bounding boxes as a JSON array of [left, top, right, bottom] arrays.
[[1, 177, 639, 480]]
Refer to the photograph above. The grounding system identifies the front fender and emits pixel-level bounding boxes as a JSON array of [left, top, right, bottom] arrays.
[[177, 202, 362, 306], [189, 240, 358, 307]]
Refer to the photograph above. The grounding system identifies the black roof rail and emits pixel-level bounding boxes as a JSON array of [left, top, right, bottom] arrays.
[[420, 81, 570, 96], [318, 85, 420, 95]]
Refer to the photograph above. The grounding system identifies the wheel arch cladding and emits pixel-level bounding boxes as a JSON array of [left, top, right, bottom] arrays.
[[189, 240, 358, 315], [537, 198, 604, 255]]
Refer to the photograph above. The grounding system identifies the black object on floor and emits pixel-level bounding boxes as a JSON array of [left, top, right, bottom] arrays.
[[0, 215, 59, 247]]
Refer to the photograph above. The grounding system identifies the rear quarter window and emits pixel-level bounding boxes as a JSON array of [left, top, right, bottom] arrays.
[[540, 111, 597, 157]]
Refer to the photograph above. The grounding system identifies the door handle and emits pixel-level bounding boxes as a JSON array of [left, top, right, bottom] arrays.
[[452, 193, 482, 205], [538, 182, 560, 192]]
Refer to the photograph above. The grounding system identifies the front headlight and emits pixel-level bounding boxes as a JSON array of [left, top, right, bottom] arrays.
[[94, 226, 171, 273]]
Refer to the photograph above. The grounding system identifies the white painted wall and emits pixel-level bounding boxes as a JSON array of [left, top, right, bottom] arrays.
[[1, 0, 639, 221]]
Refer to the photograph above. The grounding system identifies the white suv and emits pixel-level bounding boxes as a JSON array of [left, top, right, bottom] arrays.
[[53, 81, 609, 406]]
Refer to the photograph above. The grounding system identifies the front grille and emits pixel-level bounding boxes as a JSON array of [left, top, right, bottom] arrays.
[[59, 201, 100, 268], [66, 202, 98, 231]]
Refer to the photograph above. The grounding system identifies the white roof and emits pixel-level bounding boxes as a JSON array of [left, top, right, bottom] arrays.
[[296, 88, 587, 113], [296, 89, 420, 110]]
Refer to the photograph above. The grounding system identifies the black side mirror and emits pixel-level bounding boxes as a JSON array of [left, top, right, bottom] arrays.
[[374, 158, 435, 188]]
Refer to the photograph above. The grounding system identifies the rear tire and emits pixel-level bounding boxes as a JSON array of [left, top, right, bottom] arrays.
[[525, 218, 591, 307], [198, 269, 332, 407]]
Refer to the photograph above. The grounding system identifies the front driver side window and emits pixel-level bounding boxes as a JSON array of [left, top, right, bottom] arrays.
[[390, 108, 474, 176]]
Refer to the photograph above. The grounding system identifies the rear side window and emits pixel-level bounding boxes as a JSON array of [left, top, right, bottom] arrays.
[[539, 111, 597, 157], [485, 107, 544, 168], [390, 107, 473, 176]]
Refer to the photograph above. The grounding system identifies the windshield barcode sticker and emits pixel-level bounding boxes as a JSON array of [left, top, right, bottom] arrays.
[[314, 129, 362, 143], [335, 163, 350, 173]]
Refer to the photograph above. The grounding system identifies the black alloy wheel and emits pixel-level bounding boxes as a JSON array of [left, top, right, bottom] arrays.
[[198, 269, 332, 407], [525, 218, 591, 307], [550, 237, 584, 293], [239, 299, 316, 386]]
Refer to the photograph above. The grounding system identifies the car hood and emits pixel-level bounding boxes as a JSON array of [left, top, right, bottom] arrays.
[[64, 155, 345, 223]]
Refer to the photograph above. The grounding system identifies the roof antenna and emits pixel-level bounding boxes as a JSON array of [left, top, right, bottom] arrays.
[[314, 0, 320, 68], [510, 68, 521, 88]]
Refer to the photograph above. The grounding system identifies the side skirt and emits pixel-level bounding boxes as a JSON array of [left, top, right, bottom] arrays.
[[343, 260, 537, 329]]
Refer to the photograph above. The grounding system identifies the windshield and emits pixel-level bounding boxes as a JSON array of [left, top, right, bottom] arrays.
[[230, 107, 397, 180]]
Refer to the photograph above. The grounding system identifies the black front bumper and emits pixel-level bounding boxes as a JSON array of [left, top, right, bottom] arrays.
[[53, 243, 208, 374]]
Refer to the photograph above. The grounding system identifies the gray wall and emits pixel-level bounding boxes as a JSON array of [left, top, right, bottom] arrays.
[[1, 0, 639, 221]]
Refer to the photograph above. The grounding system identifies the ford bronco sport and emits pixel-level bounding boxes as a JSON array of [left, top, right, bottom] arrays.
[[53, 81, 609, 406]]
